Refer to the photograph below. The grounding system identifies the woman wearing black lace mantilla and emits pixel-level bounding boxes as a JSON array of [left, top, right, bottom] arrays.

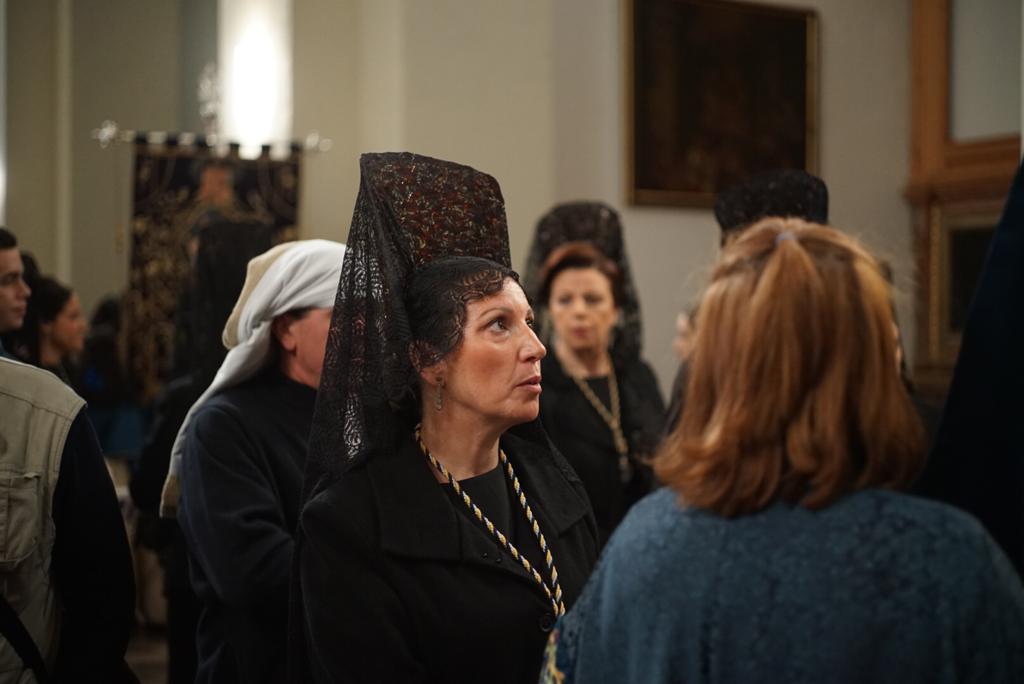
[[523, 203, 665, 546], [289, 153, 599, 683]]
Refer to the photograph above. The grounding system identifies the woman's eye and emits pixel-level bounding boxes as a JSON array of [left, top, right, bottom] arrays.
[[584, 295, 604, 306], [488, 318, 508, 332], [556, 296, 572, 306], [526, 318, 536, 330]]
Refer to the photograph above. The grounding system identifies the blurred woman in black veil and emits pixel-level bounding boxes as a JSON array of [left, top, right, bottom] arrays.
[[522, 203, 664, 545], [291, 153, 598, 683]]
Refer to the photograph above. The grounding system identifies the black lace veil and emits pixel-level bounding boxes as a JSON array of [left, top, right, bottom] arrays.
[[302, 152, 522, 499], [522, 202, 642, 361]]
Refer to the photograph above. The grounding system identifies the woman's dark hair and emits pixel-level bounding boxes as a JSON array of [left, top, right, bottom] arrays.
[[21, 276, 73, 365], [90, 295, 121, 330], [405, 256, 519, 375], [0, 227, 16, 249], [31, 277, 72, 324], [538, 241, 623, 306], [78, 295, 129, 405]]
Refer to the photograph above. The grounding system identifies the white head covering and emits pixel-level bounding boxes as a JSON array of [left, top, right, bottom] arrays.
[[159, 239, 345, 517]]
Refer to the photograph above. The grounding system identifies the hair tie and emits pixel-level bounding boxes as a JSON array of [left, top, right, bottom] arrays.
[[775, 231, 797, 246]]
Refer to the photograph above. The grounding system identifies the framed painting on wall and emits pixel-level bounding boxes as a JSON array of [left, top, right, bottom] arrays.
[[627, 0, 819, 207]]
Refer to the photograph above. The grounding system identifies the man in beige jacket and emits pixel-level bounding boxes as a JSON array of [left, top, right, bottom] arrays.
[[0, 356, 137, 683]]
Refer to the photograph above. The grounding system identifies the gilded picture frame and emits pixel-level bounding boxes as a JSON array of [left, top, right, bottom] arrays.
[[927, 202, 1001, 365], [626, 0, 820, 207]]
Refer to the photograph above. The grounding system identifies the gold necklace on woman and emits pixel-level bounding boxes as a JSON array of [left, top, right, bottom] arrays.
[[415, 425, 566, 617], [569, 363, 633, 483]]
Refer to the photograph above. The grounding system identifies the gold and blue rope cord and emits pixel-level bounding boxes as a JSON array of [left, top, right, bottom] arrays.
[[416, 425, 566, 616]]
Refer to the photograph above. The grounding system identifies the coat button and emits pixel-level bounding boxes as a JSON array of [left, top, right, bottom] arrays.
[[539, 612, 555, 632], [481, 551, 489, 559], [494, 555, 502, 564]]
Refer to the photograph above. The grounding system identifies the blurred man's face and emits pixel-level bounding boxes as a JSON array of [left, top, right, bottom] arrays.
[[0, 248, 31, 333], [274, 307, 334, 390], [197, 166, 235, 206]]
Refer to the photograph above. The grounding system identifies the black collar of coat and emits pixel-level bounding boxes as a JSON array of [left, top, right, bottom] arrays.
[[366, 429, 590, 562]]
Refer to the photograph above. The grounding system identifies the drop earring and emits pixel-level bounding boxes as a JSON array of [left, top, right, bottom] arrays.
[[434, 379, 444, 412]]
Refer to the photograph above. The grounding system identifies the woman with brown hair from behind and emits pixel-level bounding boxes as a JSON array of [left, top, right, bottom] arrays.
[[542, 218, 1024, 684]]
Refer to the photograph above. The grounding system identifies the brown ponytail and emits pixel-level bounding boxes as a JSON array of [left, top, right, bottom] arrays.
[[655, 218, 925, 517]]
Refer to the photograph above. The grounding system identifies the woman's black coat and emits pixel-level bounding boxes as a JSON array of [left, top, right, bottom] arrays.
[[539, 354, 665, 545], [293, 431, 599, 683]]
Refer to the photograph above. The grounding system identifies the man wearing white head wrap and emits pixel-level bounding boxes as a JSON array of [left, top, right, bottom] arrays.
[[160, 239, 344, 515], [168, 239, 344, 684]]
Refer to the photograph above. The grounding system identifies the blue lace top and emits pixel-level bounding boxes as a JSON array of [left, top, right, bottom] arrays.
[[541, 487, 1024, 683]]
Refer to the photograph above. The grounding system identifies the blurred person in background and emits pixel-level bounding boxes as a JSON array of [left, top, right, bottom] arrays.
[[0, 228, 32, 359], [524, 203, 664, 547], [169, 238, 344, 684], [76, 296, 146, 461], [663, 169, 829, 436], [0, 355, 138, 682], [536, 240, 663, 546], [129, 221, 274, 684], [19, 276, 86, 385]]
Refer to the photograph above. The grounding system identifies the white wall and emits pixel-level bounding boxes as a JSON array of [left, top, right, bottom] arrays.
[[291, 0, 358, 240], [355, 0, 404, 154], [6, 0, 181, 308], [951, 0, 1021, 141], [0, 0, 6, 224], [180, 0, 219, 133], [401, 0, 557, 266], [5, 0, 58, 268], [70, 0, 181, 313], [293, 0, 558, 262]]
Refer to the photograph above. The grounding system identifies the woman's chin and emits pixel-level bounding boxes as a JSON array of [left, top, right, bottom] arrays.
[[504, 404, 540, 428], [564, 339, 604, 356]]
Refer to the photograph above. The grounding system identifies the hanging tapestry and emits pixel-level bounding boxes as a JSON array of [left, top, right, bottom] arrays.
[[123, 144, 300, 399]]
